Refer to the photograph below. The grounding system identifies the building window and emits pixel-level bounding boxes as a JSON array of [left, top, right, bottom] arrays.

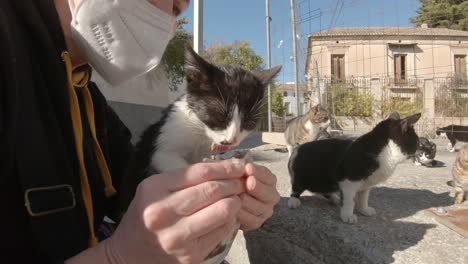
[[394, 54, 406, 83], [283, 91, 288, 97], [331, 54, 345, 82], [454, 55, 467, 80]]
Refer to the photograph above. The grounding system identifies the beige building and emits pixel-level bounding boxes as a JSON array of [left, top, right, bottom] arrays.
[[305, 26, 468, 133], [306, 26, 468, 82]]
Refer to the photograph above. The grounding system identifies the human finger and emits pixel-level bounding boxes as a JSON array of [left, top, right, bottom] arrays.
[[167, 161, 246, 191], [240, 193, 273, 218], [245, 163, 276, 186], [237, 209, 264, 231], [245, 176, 280, 204], [168, 179, 245, 216], [176, 196, 241, 241]]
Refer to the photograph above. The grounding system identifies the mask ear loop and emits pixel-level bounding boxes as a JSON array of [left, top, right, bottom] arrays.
[[67, 0, 81, 23]]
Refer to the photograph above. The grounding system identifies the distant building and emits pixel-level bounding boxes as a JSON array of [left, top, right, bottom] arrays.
[[276, 82, 309, 116], [305, 26, 468, 132], [306, 26, 468, 83]]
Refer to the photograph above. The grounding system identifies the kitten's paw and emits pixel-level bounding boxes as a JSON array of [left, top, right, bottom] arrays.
[[358, 206, 376, 216], [329, 193, 341, 206], [288, 197, 301, 209], [449, 148, 455, 153], [340, 213, 358, 224], [414, 161, 422, 166]]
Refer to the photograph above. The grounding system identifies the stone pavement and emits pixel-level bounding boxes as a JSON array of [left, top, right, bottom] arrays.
[[226, 134, 468, 264]]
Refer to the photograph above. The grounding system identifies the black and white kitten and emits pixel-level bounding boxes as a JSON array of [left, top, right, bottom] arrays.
[[436, 125, 468, 152], [413, 137, 437, 167], [287, 113, 421, 223], [135, 46, 281, 175]]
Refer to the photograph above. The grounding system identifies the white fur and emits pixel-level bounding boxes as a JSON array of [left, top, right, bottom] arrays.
[[417, 153, 433, 165], [356, 189, 376, 216], [338, 139, 406, 223], [361, 140, 406, 189], [153, 97, 209, 172], [304, 120, 313, 131], [308, 119, 330, 142], [448, 143, 455, 152], [339, 180, 361, 224], [287, 197, 301, 209], [325, 192, 341, 205], [287, 145, 294, 158], [152, 97, 251, 172]]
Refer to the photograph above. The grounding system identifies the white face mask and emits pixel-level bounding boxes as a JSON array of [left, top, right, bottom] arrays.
[[69, 0, 176, 86]]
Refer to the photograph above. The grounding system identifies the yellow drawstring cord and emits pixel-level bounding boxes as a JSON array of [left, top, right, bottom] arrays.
[[62, 52, 117, 247]]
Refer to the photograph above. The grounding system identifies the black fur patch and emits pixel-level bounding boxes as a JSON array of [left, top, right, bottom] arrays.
[[134, 104, 176, 177]]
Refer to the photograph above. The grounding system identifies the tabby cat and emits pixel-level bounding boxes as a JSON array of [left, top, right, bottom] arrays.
[[284, 104, 330, 157]]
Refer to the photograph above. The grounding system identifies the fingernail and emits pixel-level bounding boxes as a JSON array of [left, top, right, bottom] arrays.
[[247, 177, 256, 190]]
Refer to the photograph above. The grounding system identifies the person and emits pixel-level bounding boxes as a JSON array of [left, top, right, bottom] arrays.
[[0, 0, 280, 263]]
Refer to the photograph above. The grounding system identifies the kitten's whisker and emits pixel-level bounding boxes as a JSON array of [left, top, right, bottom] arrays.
[[250, 99, 266, 115], [215, 84, 226, 107]]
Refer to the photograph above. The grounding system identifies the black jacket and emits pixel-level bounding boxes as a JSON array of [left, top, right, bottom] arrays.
[[0, 0, 134, 262]]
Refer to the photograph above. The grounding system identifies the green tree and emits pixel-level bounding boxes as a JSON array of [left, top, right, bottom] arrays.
[[205, 41, 284, 116], [411, 0, 468, 31], [204, 41, 264, 71], [161, 17, 192, 91]]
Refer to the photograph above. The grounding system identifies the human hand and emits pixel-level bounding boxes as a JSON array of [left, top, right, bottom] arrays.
[[108, 160, 247, 264], [238, 163, 280, 231]]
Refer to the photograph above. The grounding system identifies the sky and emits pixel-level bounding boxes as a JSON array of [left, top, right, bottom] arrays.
[[178, 0, 421, 84]]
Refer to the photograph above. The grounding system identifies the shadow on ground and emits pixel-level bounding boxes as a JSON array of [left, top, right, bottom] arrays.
[[244, 188, 452, 264]]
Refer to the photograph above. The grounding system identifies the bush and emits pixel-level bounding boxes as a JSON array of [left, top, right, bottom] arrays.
[[327, 82, 373, 117]]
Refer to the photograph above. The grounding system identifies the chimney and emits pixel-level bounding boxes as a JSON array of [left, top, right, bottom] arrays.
[[421, 23, 429, 29]]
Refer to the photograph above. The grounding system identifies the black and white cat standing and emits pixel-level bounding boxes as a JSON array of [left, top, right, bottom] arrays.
[[288, 113, 421, 223], [135, 46, 281, 176]]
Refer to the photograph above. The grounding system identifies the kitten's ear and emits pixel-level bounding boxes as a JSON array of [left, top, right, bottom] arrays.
[[253, 65, 282, 85], [185, 45, 219, 82], [400, 113, 421, 132]]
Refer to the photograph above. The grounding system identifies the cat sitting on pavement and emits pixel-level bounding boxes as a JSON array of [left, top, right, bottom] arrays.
[[413, 137, 437, 167], [452, 144, 468, 204], [284, 103, 330, 157], [287, 112, 421, 224]]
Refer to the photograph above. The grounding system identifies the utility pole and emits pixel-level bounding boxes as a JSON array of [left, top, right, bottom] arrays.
[[290, 0, 301, 116], [315, 59, 321, 105], [194, 0, 203, 54], [266, 0, 272, 132]]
